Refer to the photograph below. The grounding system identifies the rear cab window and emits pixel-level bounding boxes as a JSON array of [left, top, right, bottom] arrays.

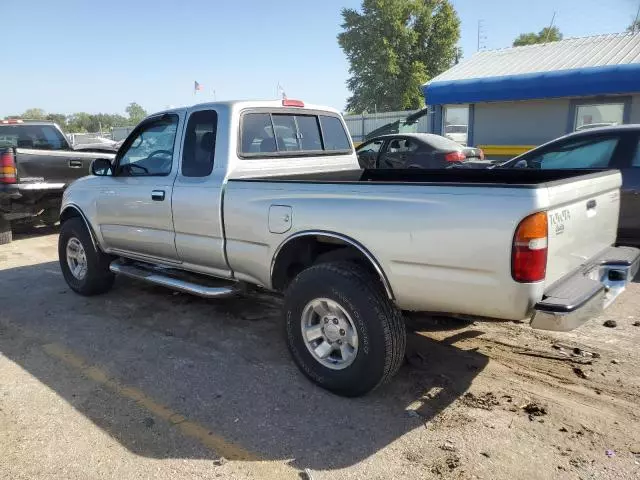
[[0, 124, 68, 150], [240, 109, 351, 157]]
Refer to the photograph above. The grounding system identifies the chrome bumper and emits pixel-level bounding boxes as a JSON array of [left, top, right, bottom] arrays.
[[531, 246, 640, 331]]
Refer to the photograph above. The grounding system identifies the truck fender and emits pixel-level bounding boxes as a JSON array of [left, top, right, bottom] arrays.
[[59, 204, 100, 251], [270, 230, 395, 300]]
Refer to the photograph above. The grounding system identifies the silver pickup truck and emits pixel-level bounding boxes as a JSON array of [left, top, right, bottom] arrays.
[[58, 100, 640, 397]]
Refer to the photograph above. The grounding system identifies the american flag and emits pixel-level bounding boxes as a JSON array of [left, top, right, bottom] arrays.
[[194, 81, 202, 93]]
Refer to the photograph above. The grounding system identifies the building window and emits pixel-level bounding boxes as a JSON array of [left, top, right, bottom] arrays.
[[443, 105, 469, 146], [574, 103, 624, 131]]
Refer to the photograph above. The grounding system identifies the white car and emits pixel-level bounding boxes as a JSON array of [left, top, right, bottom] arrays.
[[444, 124, 468, 145]]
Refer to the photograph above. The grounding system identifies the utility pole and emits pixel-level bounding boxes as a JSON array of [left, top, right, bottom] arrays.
[[477, 20, 487, 51]]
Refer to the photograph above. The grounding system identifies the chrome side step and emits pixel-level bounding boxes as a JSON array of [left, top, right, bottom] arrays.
[[109, 261, 240, 298]]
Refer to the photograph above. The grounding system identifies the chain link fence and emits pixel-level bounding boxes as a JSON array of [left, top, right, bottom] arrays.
[[343, 110, 431, 143]]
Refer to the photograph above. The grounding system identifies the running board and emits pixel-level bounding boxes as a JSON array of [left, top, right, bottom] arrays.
[[109, 261, 240, 298]]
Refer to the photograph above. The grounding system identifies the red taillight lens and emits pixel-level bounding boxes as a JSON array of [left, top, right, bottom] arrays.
[[0, 149, 17, 184], [444, 151, 466, 162], [282, 99, 304, 107], [512, 211, 548, 282]]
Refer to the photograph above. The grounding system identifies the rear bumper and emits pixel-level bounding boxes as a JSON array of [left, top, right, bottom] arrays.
[[531, 246, 640, 331]]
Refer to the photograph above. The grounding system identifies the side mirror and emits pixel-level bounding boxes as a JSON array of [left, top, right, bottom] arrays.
[[91, 158, 113, 176]]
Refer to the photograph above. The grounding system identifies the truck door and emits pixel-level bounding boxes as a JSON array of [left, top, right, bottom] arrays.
[[94, 114, 182, 261], [171, 107, 232, 277]]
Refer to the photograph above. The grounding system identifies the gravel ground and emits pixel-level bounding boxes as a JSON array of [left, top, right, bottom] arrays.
[[1, 229, 639, 479]]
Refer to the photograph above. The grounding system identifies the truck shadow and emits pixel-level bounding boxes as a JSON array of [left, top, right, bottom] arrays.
[[11, 223, 60, 240], [0, 260, 488, 471]]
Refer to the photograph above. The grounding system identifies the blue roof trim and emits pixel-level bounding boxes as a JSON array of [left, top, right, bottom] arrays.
[[424, 64, 640, 105]]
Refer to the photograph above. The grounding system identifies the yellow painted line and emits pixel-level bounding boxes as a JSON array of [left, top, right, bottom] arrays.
[[23, 337, 296, 478], [1, 319, 299, 477], [477, 145, 536, 156], [41, 343, 259, 461]]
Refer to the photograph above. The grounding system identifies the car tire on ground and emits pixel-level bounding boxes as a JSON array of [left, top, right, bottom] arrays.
[[0, 217, 12, 245], [283, 261, 406, 397], [58, 217, 115, 296]]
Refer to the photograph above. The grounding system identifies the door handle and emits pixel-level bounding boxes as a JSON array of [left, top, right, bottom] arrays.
[[586, 199, 597, 210], [68, 159, 83, 168], [151, 190, 165, 201]]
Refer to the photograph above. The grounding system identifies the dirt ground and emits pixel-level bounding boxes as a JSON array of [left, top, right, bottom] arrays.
[[1, 229, 639, 480]]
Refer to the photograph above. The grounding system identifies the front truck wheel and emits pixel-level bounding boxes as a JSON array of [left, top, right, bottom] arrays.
[[59, 217, 115, 295], [284, 262, 406, 397], [0, 217, 11, 245]]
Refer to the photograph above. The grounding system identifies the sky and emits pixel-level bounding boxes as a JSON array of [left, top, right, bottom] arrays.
[[1, 0, 638, 118]]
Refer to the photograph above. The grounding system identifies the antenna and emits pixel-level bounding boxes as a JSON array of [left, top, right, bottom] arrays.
[[477, 20, 487, 51], [544, 11, 557, 42]]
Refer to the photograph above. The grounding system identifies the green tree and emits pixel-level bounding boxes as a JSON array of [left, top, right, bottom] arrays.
[[125, 102, 147, 125], [338, 0, 461, 112], [513, 26, 563, 47], [21, 108, 47, 120], [46, 113, 68, 128], [627, 19, 640, 33]]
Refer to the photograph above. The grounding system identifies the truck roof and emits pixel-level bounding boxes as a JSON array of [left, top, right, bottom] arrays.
[[154, 99, 342, 118]]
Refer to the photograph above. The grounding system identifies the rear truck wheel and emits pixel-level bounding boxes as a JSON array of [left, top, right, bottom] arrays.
[[0, 217, 11, 245], [283, 261, 406, 397], [58, 217, 115, 295]]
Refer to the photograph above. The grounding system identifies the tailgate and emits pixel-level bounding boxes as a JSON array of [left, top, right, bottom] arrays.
[[545, 171, 622, 285]]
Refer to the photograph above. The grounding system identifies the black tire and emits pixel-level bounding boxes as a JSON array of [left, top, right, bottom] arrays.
[[59, 217, 115, 295], [0, 217, 11, 245], [283, 261, 406, 397]]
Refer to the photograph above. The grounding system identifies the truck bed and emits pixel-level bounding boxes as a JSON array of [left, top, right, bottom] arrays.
[[224, 168, 622, 320], [232, 168, 614, 187]]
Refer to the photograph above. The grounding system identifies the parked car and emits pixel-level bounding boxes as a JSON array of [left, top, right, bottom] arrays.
[[356, 133, 483, 169], [0, 119, 115, 244], [57, 100, 639, 397], [444, 124, 468, 145], [497, 125, 640, 247]]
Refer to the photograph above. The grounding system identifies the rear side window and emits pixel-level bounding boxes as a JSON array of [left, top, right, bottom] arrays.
[[182, 110, 218, 177], [240, 112, 350, 156], [319, 115, 350, 151]]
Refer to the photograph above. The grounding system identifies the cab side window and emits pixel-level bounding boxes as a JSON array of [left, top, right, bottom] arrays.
[[182, 110, 218, 177], [117, 115, 178, 176]]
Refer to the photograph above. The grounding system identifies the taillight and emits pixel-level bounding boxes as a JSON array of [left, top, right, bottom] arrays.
[[0, 148, 17, 184], [444, 151, 466, 162], [512, 211, 548, 282]]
